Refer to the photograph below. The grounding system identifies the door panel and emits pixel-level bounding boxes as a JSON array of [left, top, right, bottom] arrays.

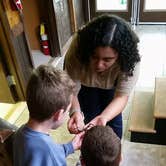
[[0, 20, 22, 102], [11, 30, 33, 89], [41, 0, 73, 56], [90, 0, 132, 21], [139, 0, 166, 22], [0, 52, 14, 103], [0, 0, 33, 101]]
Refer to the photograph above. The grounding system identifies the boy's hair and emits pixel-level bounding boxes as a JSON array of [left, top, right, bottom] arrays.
[[81, 126, 121, 166], [26, 65, 76, 122]]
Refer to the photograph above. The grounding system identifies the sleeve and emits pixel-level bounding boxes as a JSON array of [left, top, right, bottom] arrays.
[[64, 33, 82, 94], [61, 142, 74, 157], [64, 33, 82, 81], [115, 62, 140, 96]]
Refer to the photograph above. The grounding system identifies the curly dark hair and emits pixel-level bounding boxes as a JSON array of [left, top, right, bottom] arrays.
[[78, 14, 140, 76], [81, 126, 121, 166]]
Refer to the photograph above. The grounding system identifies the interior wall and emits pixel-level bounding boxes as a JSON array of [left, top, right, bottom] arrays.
[[1, 0, 34, 101], [22, 0, 41, 50]]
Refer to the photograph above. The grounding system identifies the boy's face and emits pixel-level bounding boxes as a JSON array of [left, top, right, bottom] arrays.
[[90, 46, 118, 73]]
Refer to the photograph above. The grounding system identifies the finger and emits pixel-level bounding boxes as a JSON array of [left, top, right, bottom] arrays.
[[68, 118, 74, 127], [69, 126, 78, 134], [80, 131, 85, 139], [68, 119, 77, 134]]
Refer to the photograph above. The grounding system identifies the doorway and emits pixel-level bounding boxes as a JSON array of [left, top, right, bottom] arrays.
[[88, 0, 166, 24]]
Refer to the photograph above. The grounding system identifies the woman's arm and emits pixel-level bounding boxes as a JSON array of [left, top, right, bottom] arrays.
[[89, 94, 128, 126], [91, 62, 140, 126], [67, 96, 85, 134]]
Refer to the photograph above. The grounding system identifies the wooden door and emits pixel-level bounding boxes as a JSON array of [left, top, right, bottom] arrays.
[[139, 0, 166, 22], [0, 0, 34, 102]]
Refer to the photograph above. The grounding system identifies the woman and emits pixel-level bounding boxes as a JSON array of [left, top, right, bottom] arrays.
[[65, 14, 140, 138]]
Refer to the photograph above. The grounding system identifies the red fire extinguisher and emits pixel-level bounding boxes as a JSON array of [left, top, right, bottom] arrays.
[[10, 0, 23, 11], [40, 24, 50, 56], [41, 34, 50, 56]]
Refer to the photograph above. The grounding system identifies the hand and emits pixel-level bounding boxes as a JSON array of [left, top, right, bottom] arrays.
[[67, 111, 85, 134], [72, 131, 85, 150], [88, 115, 108, 126]]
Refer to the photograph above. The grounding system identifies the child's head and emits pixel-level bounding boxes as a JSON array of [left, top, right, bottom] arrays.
[[81, 126, 121, 166], [26, 65, 76, 124]]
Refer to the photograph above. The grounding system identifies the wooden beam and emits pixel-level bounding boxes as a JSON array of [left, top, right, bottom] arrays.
[[68, 0, 77, 32]]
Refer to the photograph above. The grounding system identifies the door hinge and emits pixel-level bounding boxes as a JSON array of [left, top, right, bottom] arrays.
[[6, 75, 16, 87]]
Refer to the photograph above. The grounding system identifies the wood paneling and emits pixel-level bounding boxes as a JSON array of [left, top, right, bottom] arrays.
[[53, 0, 72, 49], [0, 15, 24, 101], [0, 0, 33, 101], [41, 0, 61, 57], [22, 0, 41, 50], [3, 0, 20, 28], [139, 0, 166, 22], [42, 0, 72, 56], [68, 0, 85, 32], [0, 56, 14, 103], [68, 0, 77, 32], [11, 32, 33, 90]]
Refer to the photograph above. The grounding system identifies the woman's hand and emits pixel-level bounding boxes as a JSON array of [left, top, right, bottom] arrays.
[[88, 115, 108, 126], [67, 111, 85, 134], [72, 131, 85, 150], [80, 115, 108, 132]]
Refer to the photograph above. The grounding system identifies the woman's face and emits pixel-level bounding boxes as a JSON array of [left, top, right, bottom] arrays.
[[90, 47, 118, 73]]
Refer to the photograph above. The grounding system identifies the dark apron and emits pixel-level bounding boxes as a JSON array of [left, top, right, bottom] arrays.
[[78, 85, 122, 139]]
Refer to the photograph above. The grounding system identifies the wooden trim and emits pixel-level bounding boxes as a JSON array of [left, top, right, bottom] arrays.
[[19, 12, 34, 68], [68, 0, 77, 32], [82, 0, 90, 23], [129, 91, 156, 133], [0, 1, 33, 101], [11, 22, 23, 37], [139, 0, 166, 22], [0, 4, 24, 100], [42, 0, 61, 57], [154, 77, 166, 119]]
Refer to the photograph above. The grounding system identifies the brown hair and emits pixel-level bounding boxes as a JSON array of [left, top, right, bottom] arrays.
[[81, 126, 121, 166], [26, 65, 76, 122]]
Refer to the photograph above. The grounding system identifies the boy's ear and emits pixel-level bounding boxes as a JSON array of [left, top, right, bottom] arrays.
[[53, 109, 64, 121]]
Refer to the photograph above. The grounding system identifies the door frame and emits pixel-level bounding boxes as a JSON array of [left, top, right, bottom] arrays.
[[0, 0, 34, 101], [139, 0, 166, 23], [89, 0, 133, 22]]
